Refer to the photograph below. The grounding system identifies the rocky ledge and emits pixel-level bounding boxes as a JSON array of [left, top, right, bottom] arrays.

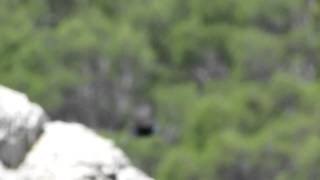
[[0, 85, 153, 180]]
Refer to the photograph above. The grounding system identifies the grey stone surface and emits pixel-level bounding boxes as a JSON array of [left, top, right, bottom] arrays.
[[0, 85, 153, 180], [0, 122, 153, 180], [0, 85, 47, 168]]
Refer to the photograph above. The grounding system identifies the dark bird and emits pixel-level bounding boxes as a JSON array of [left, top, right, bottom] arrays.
[[134, 121, 155, 137], [132, 103, 156, 137]]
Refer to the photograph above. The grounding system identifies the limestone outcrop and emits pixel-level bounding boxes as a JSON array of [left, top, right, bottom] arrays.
[[0, 85, 47, 168], [0, 85, 153, 180]]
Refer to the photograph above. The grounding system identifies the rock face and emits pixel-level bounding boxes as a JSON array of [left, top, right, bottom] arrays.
[[0, 85, 47, 168], [0, 122, 153, 180], [21, 121, 153, 180], [0, 85, 153, 180]]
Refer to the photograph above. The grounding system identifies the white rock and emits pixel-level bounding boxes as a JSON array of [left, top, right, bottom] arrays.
[[0, 85, 153, 180], [8, 121, 153, 180], [0, 85, 47, 168], [118, 167, 154, 180]]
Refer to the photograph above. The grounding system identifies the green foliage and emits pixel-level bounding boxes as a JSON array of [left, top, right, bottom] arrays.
[[228, 29, 285, 79], [156, 77, 320, 179]]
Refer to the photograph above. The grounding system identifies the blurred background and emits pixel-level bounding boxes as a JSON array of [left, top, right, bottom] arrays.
[[0, 0, 320, 179]]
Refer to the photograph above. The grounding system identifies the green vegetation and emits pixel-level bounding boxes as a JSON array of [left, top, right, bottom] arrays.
[[1, 0, 320, 179]]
